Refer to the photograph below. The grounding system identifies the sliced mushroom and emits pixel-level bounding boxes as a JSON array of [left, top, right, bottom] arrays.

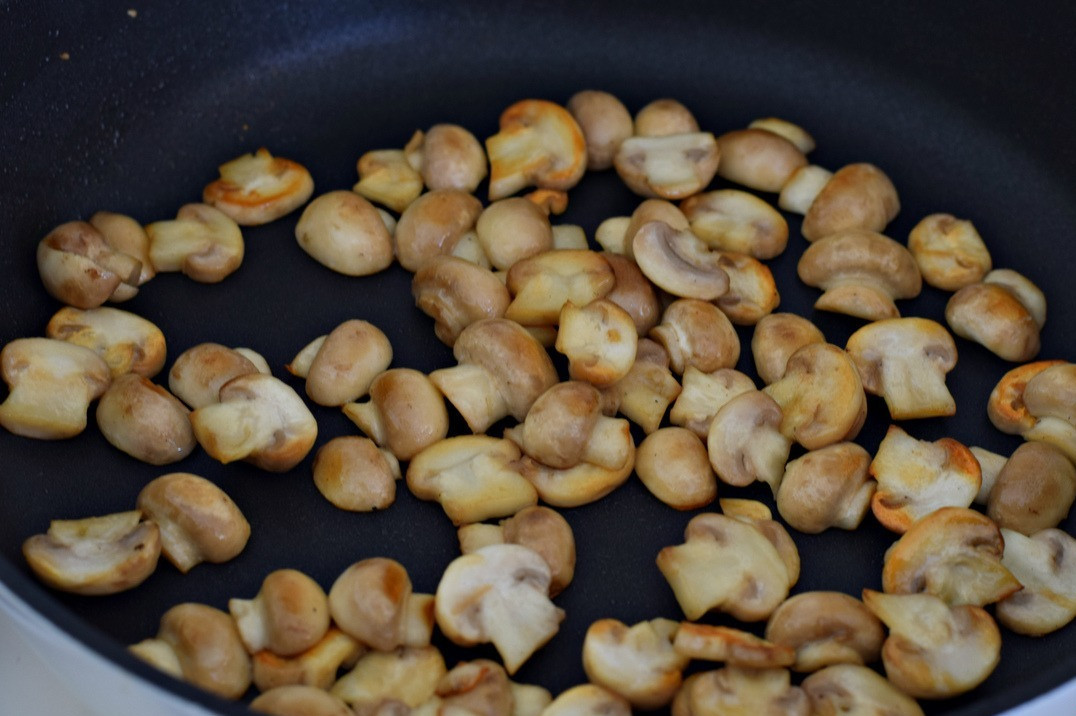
[[46, 305, 166, 379], [970, 446, 1007, 505], [595, 216, 634, 255], [614, 133, 720, 200], [669, 366, 755, 438], [907, 213, 992, 291], [136, 472, 250, 573], [707, 391, 791, 495], [555, 299, 638, 388], [777, 165, 833, 215], [566, 90, 634, 170], [631, 221, 728, 300], [504, 249, 615, 327], [469, 505, 577, 597], [95, 373, 195, 465], [331, 646, 446, 711], [748, 117, 816, 154], [146, 203, 244, 283], [230, 569, 330, 656], [750, 313, 825, 386], [251, 628, 364, 693], [776, 442, 875, 534], [650, 298, 739, 375], [486, 99, 587, 200], [714, 128, 808, 193], [714, 251, 781, 325], [636, 427, 717, 511], [312, 436, 399, 512], [601, 252, 662, 335], [764, 591, 883, 672], [582, 618, 688, 710], [672, 667, 808, 716], [476, 197, 555, 271], [996, 527, 1076, 636], [635, 99, 699, 136], [89, 210, 155, 296], [1018, 362, 1076, 462], [36, 220, 142, 308], [250, 685, 354, 716], [22, 510, 160, 595], [801, 664, 925, 716], [342, 368, 448, 461], [987, 441, 1076, 535], [328, 558, 432, 652], [945, 281, 1040, 362], [354, 148, 424, 214], [406, 124, 487, 193], [623, 199, 691, 259], [800, 163, 900, 242], [203, 148, 314, 225], [541, 684, 631, 716], [984, 268, 1047, 328], [292, 319, 393, 407], [673, 623, 795, 669], [413, 255, 511, 346], [394, 189, 484, 271], [168, 342, 262, 410], [987, 360, 1066, 434], [435, 659, 515, 716], [599, 339, 682, 434]]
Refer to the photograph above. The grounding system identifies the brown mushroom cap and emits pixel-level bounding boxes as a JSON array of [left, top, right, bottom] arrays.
[[582, 618, 688, 709], [750, 313, 826, 386], [1021, 362, 1076, 461], [476, 197, 554, 271], [632, 221, 729, 300], [985, 268, 1047, 327], [566, 90, 634, 171], [714, 251, 781, 326], [328, 557, 413, 652], [623, 199, 691, 259], [46, 306, 167, 379], [250, 685, 353, 716], [230, 569, 330, 657], [543, 684, 631, 716], [95, 373, 196, 465], [764, 591, 884, 672], [748, 117, 816, 154], [907, 213, 992, 291], [555, 299, 639, 388], [988, 441, 1076, 535], [680, 189, 789, 260], [436, 659, 516, 716], [672, 667, 809, 716], [635, 98, 699, 137], [637, 427, 718, 511], [501, 505, 576, 597], [776, 442, 875, 534], [707, 391, 790, 495], [304, 319, 393, 407], [312, 436, 398, 512], [89, 210, 155, 292], [801, 664, 925, 716], [650, 298, 740, 375], [945, 282, 1040, 362], [168, 342, 261, 410], [987, 360, 1066, 434], [413, 255, 511, 346], [601, 251, 662, 335], [394, 189, 484, 271], [715, 128, 808, 193], [343, 368, 448, 461], [151, 602, 252, 699], [801, 163, 900, 241], [36, 220, 142, 308], [513, 381, 602, 469], [411, 123, 488, 193]]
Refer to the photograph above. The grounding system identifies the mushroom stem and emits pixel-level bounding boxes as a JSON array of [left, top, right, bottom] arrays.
[[878, 358, 956, 420], [429, 364, 509, 434]]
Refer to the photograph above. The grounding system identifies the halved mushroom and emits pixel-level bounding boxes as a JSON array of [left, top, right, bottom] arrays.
[[413, 255, 511, 346], [352, 149, 424, 213], [671, 667, 808, 716], [251, 628, 364, 692], [435, 659, 515, 716], [714, 251, 781, 325], [987, 360, 1066, 434], [486, 99, 587, 200], [328, 558, 433, 652], [669, 366, 755, 438], [614, 133, 720, 199], [801, 664, 925, 716], [250, 685, 354, 716], [650, 298, 739, 375], [764, 591, 884, 672], [168, 342, 262, 410], [984, 268, 1047, 328], [595, 216, 634, 255], [22, 510, 160, 595], [291, 319, 393, 407], [996, 527, 1076, 636], [190, 373, 318, 472], [566, 90, 634, 171], [987, 441, 1076, 535], [293, 190, 394, 276], [636, 427, 717, 511], [800, 163, 900, 242], [673, 623, 795, 669], [394, 188, 484, 271], [776, 442, 875, 534], [555, 299, 638, 388], [882, 506, 1020, 607], [599, 338, 681, 434], [95, 374, 195, 464], [0, 337, 111, 439], [945, 281, 1040, 362], [707, 390, 791, 495], [635, 99, 699, 136], [36, 220, 142, 308], [1020, 361, 1076, 462], [406, 435, 537, 525], [89, 210, 155, 298], [406, 124, 488, 193], [46, 306, 166, 379], [435, 543, 565, 674], [230, 569, 330, 657], [504, 249, 615, 327], [331, 646, 446, 711], [714, 128, 808, 193], [777, 165, 833, 215], [907, 213, 992, 291], [582, 618, 688, 710], [312, 436, 399, 512], [846, 318, 958, 420], [203, 148, 314, 225], [862, 589, 1000, 700], [623, 200, 691, 259], [750, 313, 826, 386], [136, 472, 250, 573], [762, 343, 866, 451], [631, 222, 729, 300], [797, 230, 921, 321], [476, 197, 555, 271], [869, 426, 981, 533], [601, 252, 662, 335], [541, 684, 631, 716], [343, 368, 448, 461], [748, 117, 816, 154], [146, 203, 244, 283]]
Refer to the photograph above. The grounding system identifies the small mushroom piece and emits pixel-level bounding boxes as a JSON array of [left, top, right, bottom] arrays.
[[230, 569, 330, 656], [747, 117, 816, 154], [294, 190, 394, 276], [869, 426, 980, 533], [801, 163, 900, 242], [599, 339, 681, 434], [435, 543, 565, 674], [486, 99, 587, 200], [435, 659, 515, 716], [713, 251, 780, 326], [476, 197, 555, 271], [631, 222, 728, 300], [22, 511, 160, 595], [542, 684, 631, 716], [136, 472, 250, 573], [168, 342, 262, 410], [986, 360, 1066, 434], [987, 441, 1076, 535], [313, 436, 399, 511], [673, 623, 795, 669], [131, 602, 252, 700], [996, 528, 1076, 635], [89, 210, 156, 295], [680, 189, 789, 260], [0, 337, 111, 440], [190, 373, 318, 472], [46, 306, 166, 379], [595, 216, 633, 255], [671, 667, 808, 716], [36, 220, 142, 308], [1022, 363, 1076, 462], [295, 319, 393, 407], [342, 368, 448, 461], [413, 255, 511, 345], [846, 318, 958, 420], [566, 90, 633, 171], [944, 282, 1040, 362], [394, 189, 484, 271], [635, 99, 699, 136], [798, 230, 921, 321], [776, 442, 875, 534], [862, 589, 1000, 700], [582, 618, 689, 710], [764, 592, 884, 672], [777, 165, 834, 215], [251, 628, 364, 692], [669, 367, 755, 438], [984, 268, 1047, 328], [750, 313, 825, 386], [429, 318, 557, 434], [614, 133, 720, 200], [882, 507, 1020, 607], [601, 252, 662, 335], [146, 203, 244, 283], [406, 124, 488, 193], [555, 299, 638, 388], [970, 446, 1007, 505], [354, 148, 424, 214], [656, 512, 797, 621], [801, 664, 925, 716], [330, 646, 446, 711], [907, 214, 992, 291], [707, 391, 791, 495], [504, 249, 615, 327], [328, 558, 431, 651], [203, 148, 315, 225], [762, 343, 867, 451], [250, 685, 354, 716], [406, 435, 537, 524], [499, 505, 576, 597], [623, 199, 691, 258], [637, 427, 717, 511], [95, 374, 195, 464], [650, 298, 739, 375], [714, 128, 808, 193]]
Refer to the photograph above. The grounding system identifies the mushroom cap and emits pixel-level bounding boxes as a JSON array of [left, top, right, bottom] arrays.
[[555, 299, 639, 388], [1024, 362, 1076, 423], [945, 282, 1040, 362], [672, 623, 795, 669], [485, 98, 587, 200], [95, 373, 195, 465], [714, 128, 808, 193], [168, 342, 262, 409], [302, 319, 393, 406], [636, 427, 718, 511], [411, 123, 488, 193], [475, 197, 554, 271], [36, 220, 141, 308], [542, 684, 631, 716], [343, 368, 448, 461], [500, 505, 577, 596], [672, 667, 809, 716], [250, 685, 353, 716], [330, 645, 446, 710], [632, 221, 729, 300], [504, 249, 616, 327], [514, 381, 603, 469], [997, 527, 1076, 636], [313, 436, 399, 512], [907, 213, 992, 291], [46, 306, 166, 379], [750, 312, 825, 386], [413, 255, 511, 346], [89, 210, 155, 289], [203, 147, 315, 225], [436, 659, 515, 716], [635, 98, 699, 136], [776, 442, 875, 534], [764, 591, 884, 672], [601, 251, 662, 335], [156, 602, 253, 700], [801, 163, 900, 241], [328, 557, 412, 651], [353, 148, 424, 213], [987, 360, 1066, 434], [582, 618, 688, 709], [714, 251, 781, 326], [706, 390, 791, 494], [146, 203, 244, 283], [623, 199, 691, 259], [614, 133, 720, 200], [748, 117, 816, 154], [566, 90, 634, 170], [650, 298, 740, 375], [669, 366, 756, 438], [985, 268, 1047, 328], [394, 188, 484, 271], [987, 441, 1076, 535], [294, 190, 394, 276], [250, 628, 362, 693], [230, 569, 330, 657], [801, 664, 925, 716]]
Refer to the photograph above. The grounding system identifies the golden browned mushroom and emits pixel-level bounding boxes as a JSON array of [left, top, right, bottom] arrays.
[[312, 436, 399, 512], [800, 163, 900, 242], [230, 569, 330, 656], [798, 229, 921, 321], [987, 360, 1065, 434], [293, 190, 394, 276], [764, 591, 884, 672], [650, 298, 739, 375], [714, 251, 780, 326], [778, 165, 833, 215], [504, 249, 615, 328], [413, 255, 511, 346], [146, 203, 244, 283], [406, 124, 488, 193], [330, 645, 446, 712], [250, 685, 353, 716], [89, 210, 155, 299], [435, 659, 515, 716], [801, 664, 925, 716], [542, 684, 631, 716], [352, 148, 424, 213], [680, 189, 789, 260], [668, 366, 754, 438], [985, 268, 1047, 329], [95, 374, 195, 465], [251, 628, 363, 693], [635, 99, 699, 136], [291, 319, 393, 407], [136, 472, 250, 573], [394, 188, 484, 271], [715, 128, 808, 193], [707, 391, 791, 495], [168, 342, 264, 409], [636, 427, 717, 511], [945, 281, 1041, 362], [987, 441, 1076, 535], [0, 337, 111, 440], [776, 442, 875, 534], [601, 252, 662, 335], [476, 197, 554, 270], [22, 510, 160, 595], [566, 90, 634, 170], [750, 313, 825, 386], [672, 623, 795, 669], [1016, 362, 1076, 462], [342, 368, 448, 461], [623, 199, 691, 258], [907, 213, 992, 291], [614, 133, 720, 200], [555, 299, 639, 388], [46, 306, 166, 379], [997, 527, 1076, 636], [36, 220, 142, 308], [748, 117, 816, 153], [631, 222, 730, 300], [486, 99, 587, 201], [599, 338, 681, 435], [672, 667, 808, 716], [328, 557, 434, 652], [582, 618, 688, 710], [203, 148, 314, 225]]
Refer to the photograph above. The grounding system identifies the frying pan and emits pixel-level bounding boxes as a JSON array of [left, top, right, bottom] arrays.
[[2, 1, 1075, 714]]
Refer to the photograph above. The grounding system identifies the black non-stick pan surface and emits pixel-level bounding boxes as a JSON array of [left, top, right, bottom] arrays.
[[2, 1, 1075, 714]]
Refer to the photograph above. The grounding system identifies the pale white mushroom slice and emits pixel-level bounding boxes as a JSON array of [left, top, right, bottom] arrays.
[[407, 435, 537, 525], [713, 251, 781, 325], [707, 391, 791, 495], [413, 255, 511, 346], [636, 427, 717, 511], [671, 667, 808, 716], [250, 685, 354, 716], [635, 98, 699, 136], [882, 507, 1020, 607], [202, 148, 314, 225], [95, 374, 195, 465], [136, 472, 250, 573], [945, 281, 1041, 362], [801, 163, 900, 242], [22, 510, 160, 595], [312, 436, 399, 512], [293, 190, 395, 276], [750, 313, 826, 386], [778, 165, 833, 215], [230, 569, 330, 657], [190, 373, 318, 472], [762, 343, 866, 451], [331, 646, 446, 711], [89, 210, 155, 296], [486, 99, 587, 201], [343, 368, 448, 461], [862, 589, 1000, 700], [406, 124, 488, 193], [650, 298, 739, 375], [614, 132, 720, 199], [566, 90, 633, 171], [251, 628, 364, 693], [353, 148, 424, 213], [970, 445, 1007, 505], [582, 618, 688, 709], [776, 442, 875, 534], [594, 216, 633, 255], [997, 528, 1076, 635], [748, 117, 816, 153], [476, 197, 555, 271], [679, 189, 789, 259], [599, 339, 681, 434], [394, 189, 484, 271], [0, 337, 111, 440], [656, 512, 795, 621], [846, 318, 958, 420], [541, 684, 631, 716], [292, 319, 393, 407], [673, 623, 795, 669], [907, 213, 992, 291], [715, 128, 808, 193], [504, 249, 615, 327], [435, 543, 565, 674], [36, 220, 142, 308], [869, 425, 980, 533], [669, 366, 755, 438], [801, 664, 925, 716], [168, 343, 262, 409], [146, 203, 244, 283], [632, 221, 729, 300], [46, 306, 166, 379], [984, 268, 1047, 328], [987, 441, 1076, 535], [328, 558, 433, 651], [555, 299, 638, 388], [764, 591, 884, 672]]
